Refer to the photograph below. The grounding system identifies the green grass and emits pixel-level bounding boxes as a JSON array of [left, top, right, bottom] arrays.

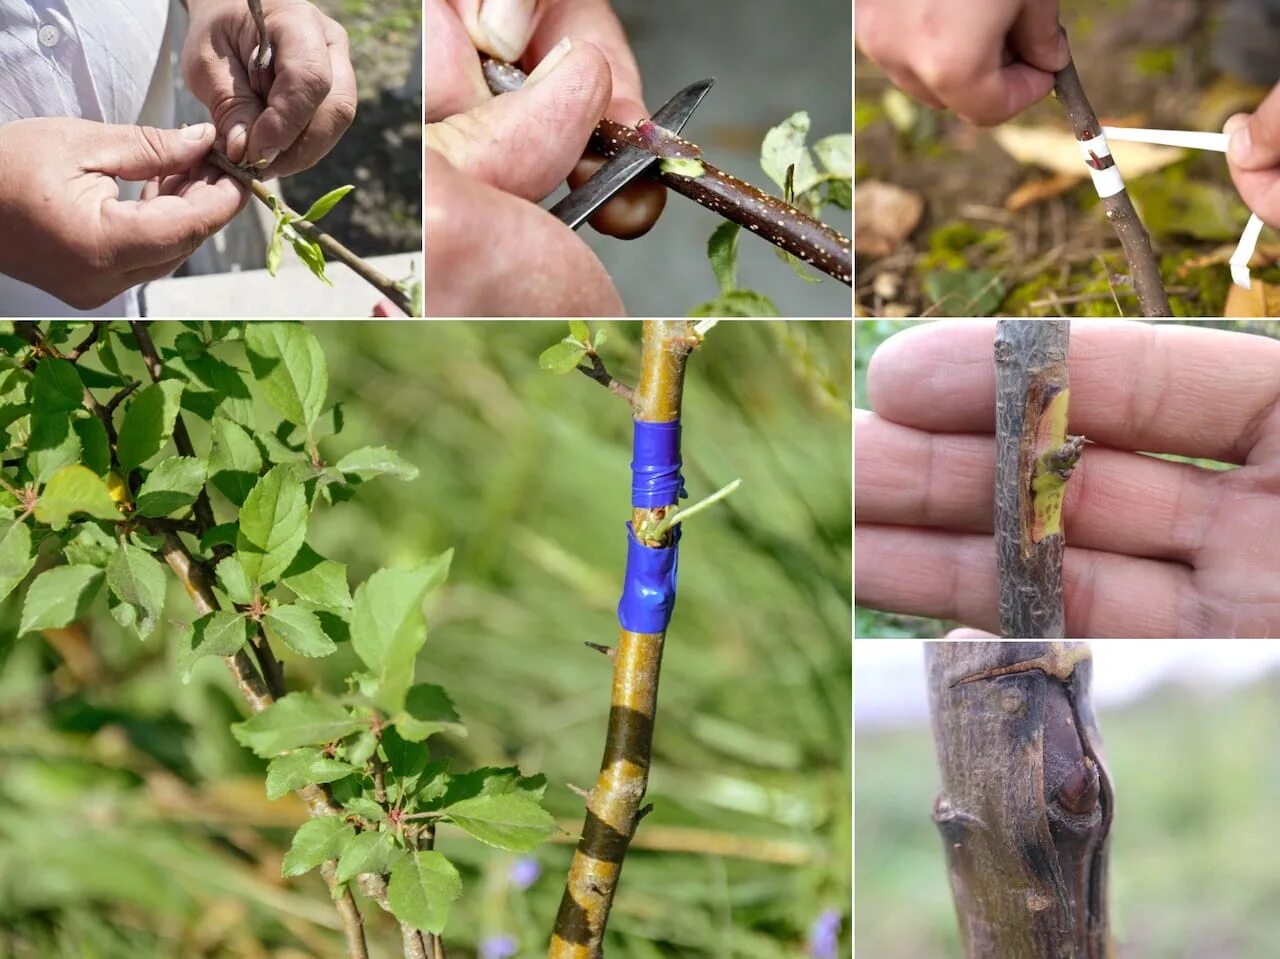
[[0, 321, 851, 958], [856, 676, 1280, 958]]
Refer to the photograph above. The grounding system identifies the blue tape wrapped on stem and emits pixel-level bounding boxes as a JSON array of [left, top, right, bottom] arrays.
[[631, 419, 687, 508], [617, 522, 680, 633]]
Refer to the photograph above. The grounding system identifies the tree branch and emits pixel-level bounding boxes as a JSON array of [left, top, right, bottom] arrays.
[[1053, 57, 1171, 317], [549, 321, 697, 956], [205, 150, 417, 315], [575, 352, 635, 404], [480, 61, 852, 286]]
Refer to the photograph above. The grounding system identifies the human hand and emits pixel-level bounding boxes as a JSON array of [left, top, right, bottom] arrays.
[[0, 119, 246, 310], [182, 0, 356, 178], [426, 37, 623, 315], [856, 0, 1070, 126], [856, 321, 1280, 638], [429, 0, 664, 238], [1224, 90, 1280, 228]]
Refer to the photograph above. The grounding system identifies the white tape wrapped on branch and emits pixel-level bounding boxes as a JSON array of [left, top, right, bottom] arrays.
[[1074, 132, 1125, 198], [1084, 125, 1265, 289]]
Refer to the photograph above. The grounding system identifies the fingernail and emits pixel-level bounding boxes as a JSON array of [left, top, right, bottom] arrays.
[[227, 123, 248, 154], [183, 122, 214, 141], [1229, 120, 1253, 165], [479, 0, 537, 62], [526, 37, 572, 86]]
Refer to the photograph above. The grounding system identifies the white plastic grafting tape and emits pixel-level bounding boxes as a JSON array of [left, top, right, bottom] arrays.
[[1088, 164, 1125, 198], [1102, 126, 1229, 153], [1230, 213, 1265, 290], [1077, 132, 1111, 162]]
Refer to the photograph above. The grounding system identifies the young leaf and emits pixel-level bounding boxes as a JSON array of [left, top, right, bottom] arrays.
[[266, 218, 285, 277], [760, 111, 822, 197], [812, 133, 853, 177], [706, 222, 741, 294], [231, 692, 363, 757], [179, 611, 250, 682], [292, 235, 331, 285], [442, 793, 557, 853], [0, 521, 35, 603], [264, 603, 338, 658], [134, 456, 206, 517], [208, 416, 263, 506], [538, 340, 588, 375], [237, 465, 309, 587], [350, 553, 453, 713], [265, 747, 356, 800], [690, 289, 781, 318], [387, 851, 462, 934], [72, 417, 111, 476], [117, 380, 185, 472], [333, 446, 419, 482], [394, 683, 466, 743], [567, 320, 590, 342], [20, 565, 103, 634], [243, 323, 328, 431], [34, 464, 120, 529], [301, 185, 355, 223], [106, 544, 167, 638], [215, 555, 255, 605], [282, 816, 354, 878], [335, 829, 402, 884], [281, 544, 352, 609], [344, 796, 387, 823], [381, 727, 428, 781]]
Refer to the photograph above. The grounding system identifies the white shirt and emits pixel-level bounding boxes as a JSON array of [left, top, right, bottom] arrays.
[[0, 1, 171, 316]]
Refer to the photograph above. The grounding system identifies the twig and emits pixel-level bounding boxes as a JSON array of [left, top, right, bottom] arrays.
[[1053, 57, 1171, 317], [575, 352, 634, 403], [66, 324, 102, 361], [205, 150, 416, 315], [549, 321, 697, 957], [105, 381, 141, 414], [247, 0, 272, 70], [480, 60, 852, 286]]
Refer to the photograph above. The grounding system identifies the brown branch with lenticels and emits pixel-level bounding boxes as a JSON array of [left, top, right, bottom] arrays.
[[480, 59, 852, 286]]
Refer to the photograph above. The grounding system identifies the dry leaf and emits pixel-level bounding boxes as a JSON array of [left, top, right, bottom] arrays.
[[1004, 173, 1081, 211], [1224, 279, 1280, 316], [992, 125, 1184, 180], [1177, 242, 1280, 277], [854, 180, 924, 257]]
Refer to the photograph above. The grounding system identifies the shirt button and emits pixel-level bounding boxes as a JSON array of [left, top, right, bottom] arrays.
[[37, 24, 60, 48]]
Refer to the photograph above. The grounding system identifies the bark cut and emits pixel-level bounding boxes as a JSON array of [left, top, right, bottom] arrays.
[[927, 642, 1113, 959]]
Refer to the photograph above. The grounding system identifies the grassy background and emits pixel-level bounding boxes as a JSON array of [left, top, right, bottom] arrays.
[[0, 321, 851, 958], [856, 666, 1280, 958]]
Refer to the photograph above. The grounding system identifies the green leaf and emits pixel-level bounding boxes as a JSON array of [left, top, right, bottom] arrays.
[[117, 380, 185, 472], [0, 521, 34, 603], [231, 692, 363, 757], [827, 177, 852, 210], [689, 290, 781, 318], [923, 269, 1007, 317], [350, 553, 453, 713], [538, 340, 588, 375], [179, 611, 249, 682], [335, 829, 402, 884], [812, 133, 853, 176], [381, 727, 428, 781], [659, 156, 705, 178], [387, 852, 462, 934], [442, 767, 547, 806], [292, 235, 331, 284], [282, 816, 354, 878], [215, 555, 254, 605], [237, 465, 309, 586], [27, 409, 81, 485], [264, 603, 337, 658], [761, 111, 822, 196], [266, 218, 285, 277], [333, 446, 419, 483], [281, 544, 351, 609], [72, 417, 111, 476], [707, 222, 741, 294], [32, 358, 83, 412], [567, 320, 590, 342], [443, 792, 557, 853], [35, 465, 120, 529], [208, 417, 262, 506], [344, 797, 387, 823], [394, 684, 466, 743], [301, 185, 354, 223], [265, 748, 355, 800], [106, 544, 167, 638], [20, 565, 103, 634], [243, 323, 328, 430], [135, 456, 206, 517]]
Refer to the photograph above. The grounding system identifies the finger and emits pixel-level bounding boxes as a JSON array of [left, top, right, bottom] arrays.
[[566, 153, 666, 239], [426, 38, 611, 200], [1008, 2, 1069, 73], [948, 61, 1057, 126], [866, 321, 1280, 465], [1227, 80, 1280, 172], [90, 123, 219, 182], [99, 176, 246, 272], [526, 0, 645, 124], [426, 0, 492, 119], [266, 19, 358, 177], [853, 409, 1216, 564], [425, 148, 623, 316], [1224, 112, 1280, 227], [449, 0, 541, 62], [945, 628, 999, 638], [245, 7, 334, 168], [878, 63, 947, 111], [854, 524, 1192, 638]]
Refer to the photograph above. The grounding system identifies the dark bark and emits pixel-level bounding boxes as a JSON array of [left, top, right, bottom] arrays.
[[994, 320, 1074, 639], [927, 642, 1113, 959], [1053, 59, 1171, 317]]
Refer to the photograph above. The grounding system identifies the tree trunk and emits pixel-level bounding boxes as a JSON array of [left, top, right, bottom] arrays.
[[926, 642, 1113, 959]]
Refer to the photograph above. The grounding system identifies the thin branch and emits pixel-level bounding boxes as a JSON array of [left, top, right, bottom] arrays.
[[65, 324, 102, 361], [205, 150, 416, 315], [575, 352, 635, 403], [549, 321, 697, 957], [105, 380, 141, 414], [480, 60, 852, 286], [1053, 57, 1171, 317]]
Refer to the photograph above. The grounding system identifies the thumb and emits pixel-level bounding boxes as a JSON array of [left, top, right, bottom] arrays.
[[426, 38, 611, 201], [91, 123, 218, 182], [1226, 100, 1280, 172], [448, 0, 542, 62]]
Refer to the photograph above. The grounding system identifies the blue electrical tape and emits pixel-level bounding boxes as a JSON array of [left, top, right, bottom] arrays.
[[631, 419, 687, 508], [617, 522, 680, 633]]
